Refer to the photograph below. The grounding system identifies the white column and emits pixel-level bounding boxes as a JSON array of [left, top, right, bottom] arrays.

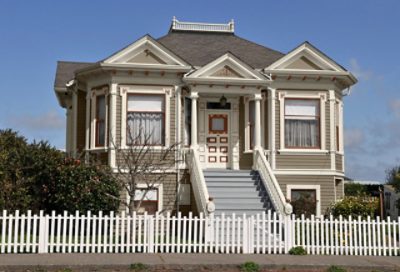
[[269, 88, 276, 170], [254, 93, 262, 149], [108, 83, 118, 168], [71, 88, 78, 158], [84, 88, 91, 161], [329, 90, 336, 170], [190, 91, 198, 148]]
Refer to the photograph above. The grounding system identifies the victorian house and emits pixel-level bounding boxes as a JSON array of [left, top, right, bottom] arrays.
[[54, 18, 357, 217]]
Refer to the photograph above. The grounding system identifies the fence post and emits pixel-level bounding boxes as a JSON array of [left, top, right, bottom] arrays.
[[148, 215, 154, 253], [242, 215, 250, 254], [38, 211, 48, 254], [285, 214, 292, 253]]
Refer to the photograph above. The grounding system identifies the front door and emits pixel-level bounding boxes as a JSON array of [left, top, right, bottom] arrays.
[[206, 112, 230, 168]]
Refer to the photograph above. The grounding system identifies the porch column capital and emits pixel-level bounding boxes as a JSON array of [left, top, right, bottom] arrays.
[[189, 91, 199, 100], [253, 93, 263, 101]]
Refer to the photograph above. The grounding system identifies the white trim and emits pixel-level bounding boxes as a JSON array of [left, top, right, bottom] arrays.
[[104, 35, 189, 67], [266, 42, 345, 72], [109, 83, 118, 168], [275, 169, 345, 176], [90, 86, 109, 150], [243, 93, 266, 152], [186, 53, 267, 82], [286, 184, 321, 217], [329, 90, 336, 170], [269, 88, 276, 169], [278, 90, 327, 152], [277, 149, 329, 155], [120, 85, 172, 149], [72, 89, 78, 157]]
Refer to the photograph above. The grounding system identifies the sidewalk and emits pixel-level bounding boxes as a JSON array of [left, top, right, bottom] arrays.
[[1, 253, 400, 271]]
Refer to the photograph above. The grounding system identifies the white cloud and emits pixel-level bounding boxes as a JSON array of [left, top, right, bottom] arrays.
[[8, 110, 64, 131], [389, 99, 400, 119], [344, 128, 364, 150], [349, 58, 374, 81]]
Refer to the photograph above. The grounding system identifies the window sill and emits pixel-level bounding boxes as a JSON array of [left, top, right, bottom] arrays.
[[88, 147, 109, 152], [278, 149, 329, 155]]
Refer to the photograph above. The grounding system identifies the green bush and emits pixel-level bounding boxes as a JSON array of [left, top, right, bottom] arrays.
[[328, 196, 379, 219], [130, 263, 147, 271], [240, 261, 260, 272], [0, 129, 120, 213], [326, 265, 347, 272], [288, 246, 307, 255], [344, 183, 366, 196]]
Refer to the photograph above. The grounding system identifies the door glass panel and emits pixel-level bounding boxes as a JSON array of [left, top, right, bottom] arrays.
[[291, 189, 316, 217], [212, 118, 225, 131]]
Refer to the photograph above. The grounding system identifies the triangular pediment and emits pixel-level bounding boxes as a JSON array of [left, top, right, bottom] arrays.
[[103, 35, 190, 67], [187, 53, 266, 81], [265, 42, 346, 72]]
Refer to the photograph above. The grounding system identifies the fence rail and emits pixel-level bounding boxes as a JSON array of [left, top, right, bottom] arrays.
[[1, 210, 399, 255]]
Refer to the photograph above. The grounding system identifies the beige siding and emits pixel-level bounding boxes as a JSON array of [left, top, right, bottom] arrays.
[[276, 175, 335, 214], [335, 154, 343, 171], [76, 90, 86, 152], [276, 154, 331, 169], [239, 97, 252, 169], [169, 94, 176, 143], [115, 94, 122, 147], [275, 98, 280, 149]]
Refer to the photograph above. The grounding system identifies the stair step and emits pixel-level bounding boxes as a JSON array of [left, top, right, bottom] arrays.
[[205, 177, 258, 182], [206, 182, 259, 188]]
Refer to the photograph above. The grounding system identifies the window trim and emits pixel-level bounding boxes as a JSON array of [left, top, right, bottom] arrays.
[[284, 98, 321, 149], [126, 183, 163, 214], [90, 86, 109, 150], [126, 93, 166, 146], [287, 184, 321, 217], [278, 91, 327, 153], [120, 85, 172, 149]]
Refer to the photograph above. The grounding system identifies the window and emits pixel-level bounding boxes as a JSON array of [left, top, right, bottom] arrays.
[[335, 102, 340, 151], [291, 189, 317, 217], [208, 114, 227, 134], [284, 99, 320, 148], [184, 97, 191, 146], [134, 188, 158, 215], [95, 95, 106, 147], [126, 94, 165, 145]]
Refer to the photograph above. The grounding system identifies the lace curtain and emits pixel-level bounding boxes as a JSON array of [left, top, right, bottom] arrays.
[[127, 112, 164, 145]]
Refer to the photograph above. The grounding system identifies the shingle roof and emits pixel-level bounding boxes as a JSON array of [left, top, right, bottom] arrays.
[[157, 31, 284, 68], [54, 61, 93, 89], [54, 31, 285, 88]]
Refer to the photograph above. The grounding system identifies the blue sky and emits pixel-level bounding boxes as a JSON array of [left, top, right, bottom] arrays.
[[0, 0, 399, 182]]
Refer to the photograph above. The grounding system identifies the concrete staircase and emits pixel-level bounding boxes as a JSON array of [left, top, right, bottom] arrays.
[[204, 169, 275, 216]]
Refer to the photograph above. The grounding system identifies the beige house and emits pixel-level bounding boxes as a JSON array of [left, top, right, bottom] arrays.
[[54, 18, 357, 217]]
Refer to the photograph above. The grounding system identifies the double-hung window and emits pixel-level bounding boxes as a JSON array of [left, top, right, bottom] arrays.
[[284, 99, 320, 148], [95, 95, 106, 147], [126, 94, 165, 145]]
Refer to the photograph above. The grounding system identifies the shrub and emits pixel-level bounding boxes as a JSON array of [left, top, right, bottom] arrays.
[[288, 246, 307, 255], [326, 265, 347, 272], [130, 263, 147, 271], [0, 129, 120, 213], [328, 196, 379, 219], [240, 261, 260, 272]]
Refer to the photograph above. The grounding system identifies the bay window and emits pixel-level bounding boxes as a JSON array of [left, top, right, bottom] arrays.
[[126, 94, 165, 145], [284, 99, 320, 148], [95, 95, 106, 147]]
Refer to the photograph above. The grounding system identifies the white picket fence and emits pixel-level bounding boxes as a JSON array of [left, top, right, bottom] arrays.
[[0, 210, 399, 255]]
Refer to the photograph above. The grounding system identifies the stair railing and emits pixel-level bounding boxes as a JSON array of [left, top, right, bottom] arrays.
[[187, 147, 210, 216], [253, 148, 292, 215]]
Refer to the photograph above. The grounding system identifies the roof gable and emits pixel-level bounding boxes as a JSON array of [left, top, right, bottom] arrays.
[[266, 42, 346, 72], [186, 52, 266, 81], [103, 35, 190, 67]]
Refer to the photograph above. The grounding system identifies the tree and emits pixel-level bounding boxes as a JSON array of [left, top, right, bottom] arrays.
[[0, 129, 120, 213], [386, 165, 400, 209], [112, 126, 181, 216]]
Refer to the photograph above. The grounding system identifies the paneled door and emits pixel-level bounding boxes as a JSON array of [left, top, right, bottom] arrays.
[[206, 112, 230, 168]]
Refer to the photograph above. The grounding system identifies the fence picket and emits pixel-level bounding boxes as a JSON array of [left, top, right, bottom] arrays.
[[1, 210, 399, 256]]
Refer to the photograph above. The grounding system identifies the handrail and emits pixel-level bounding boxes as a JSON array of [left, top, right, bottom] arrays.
[[187, 147, 210, 215], [254, 148, 292, 215]]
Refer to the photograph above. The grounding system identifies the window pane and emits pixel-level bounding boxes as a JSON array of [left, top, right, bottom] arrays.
[[285, 99, 319, 116], [134, 189, 158, 201], [291, 189, 317, 217], [96, 95, 106, 146], [97, 121, 105, 146], [127, 112, 164, 145], [211, 118, 225, 131], [285, 119, 319, 147], [128, 95, 164, 111], [97, 96, 106, 119]]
